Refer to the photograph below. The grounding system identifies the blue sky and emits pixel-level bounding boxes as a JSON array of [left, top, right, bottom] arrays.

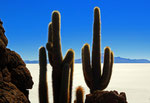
[[0, 0, 150, 60]]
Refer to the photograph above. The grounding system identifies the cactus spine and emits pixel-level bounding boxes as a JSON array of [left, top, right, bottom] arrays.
[[82, 7, 114, 93], [46, 11, 75, 103], [39, 47, 49, 103]]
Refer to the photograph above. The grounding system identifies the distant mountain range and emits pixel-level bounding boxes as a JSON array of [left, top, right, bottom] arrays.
[[75, 57, 150, 63], [25, 56, 150, 64]]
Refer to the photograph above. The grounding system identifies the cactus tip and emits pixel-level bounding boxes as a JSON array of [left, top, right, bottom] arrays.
[[75, 86, 84, 103], [52, 10, 60, 17], [83, 43, 90, 49], [39, 46, 45, 51], [48, 22, 52, 27], [94, 7, 100, 13], [76, 86, 84, 94], [104, 46, 111, 51]]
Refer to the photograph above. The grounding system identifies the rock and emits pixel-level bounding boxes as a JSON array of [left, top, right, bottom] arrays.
[[0, 19, 8, 50], [85, 90, 127, 103], [2, 67, 11, 82], [0, 19, 33, 103], [7, 49, 26, 69], [0, 47, 8, 68], [0, 72, 3, 81], [0, 81, 28, 103], [11, 65, 33, 89]]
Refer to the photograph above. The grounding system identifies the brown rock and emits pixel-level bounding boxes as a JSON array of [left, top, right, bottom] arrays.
[[2, 67, 11, 82], [0, 46, 8, 68], [0, 19, 33, 103], [85, 90, 127, 103], [0, 20, 8, 48], [0, 72, 3, 81], [11, 65, 33, 89], [0, 81, 28, 103], [7, 49, 26, 69], [0, 39, 6, 51]]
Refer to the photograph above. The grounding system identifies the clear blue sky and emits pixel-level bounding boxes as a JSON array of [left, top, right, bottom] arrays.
[[0, 0, 150, 60]]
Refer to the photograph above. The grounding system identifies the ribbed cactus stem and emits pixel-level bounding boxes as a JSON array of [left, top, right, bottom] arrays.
[[62, 49, 74, 65], [47, 22, 54, 66], [59, 64, 70, 103], [52, 11, 63, 65], [99, 47, 114, 90], [92, 7, 101, 90], [39, 46, 49, 103], [74, 86, 84, 103], [82, 44, 93, 89], [51, 11, 63, 103], [69, 56, 74, 103], [82, 7, 114, 93], [46, 11, 75, 103]]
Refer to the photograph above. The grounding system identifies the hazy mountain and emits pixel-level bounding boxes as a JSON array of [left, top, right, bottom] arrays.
[[113, 57, 150, 63], [24, 60, 39, 64], [75, 57, 150, 63], [25, 56, 150, 64]]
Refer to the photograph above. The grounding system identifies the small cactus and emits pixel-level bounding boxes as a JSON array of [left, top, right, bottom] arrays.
[[46, 11, 75, 103], [74, 86, 84, 103], [82, 7, 114, 93]]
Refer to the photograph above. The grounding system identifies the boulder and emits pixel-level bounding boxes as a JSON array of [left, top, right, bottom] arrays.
[[85, 90, 127, 103], [0, 81, 28, 103], [0, 19, 33, 103]]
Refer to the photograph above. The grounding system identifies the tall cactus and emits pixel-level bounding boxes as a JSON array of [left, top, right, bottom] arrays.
[[46, 11, 75, 103], [82, 7, 114, 93], [39, 46, 49, 103]]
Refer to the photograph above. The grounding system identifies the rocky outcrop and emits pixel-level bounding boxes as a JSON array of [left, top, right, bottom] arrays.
[[85, 90, 127, 103], [0, 19, 33, 103], [0, 81, 29, 103]]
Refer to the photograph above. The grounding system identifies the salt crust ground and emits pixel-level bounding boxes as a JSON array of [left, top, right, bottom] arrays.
[[28, 63, 150, 103]]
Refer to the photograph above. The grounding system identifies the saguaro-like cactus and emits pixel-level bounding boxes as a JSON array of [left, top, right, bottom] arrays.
[[46, 11, 75, 103], [82, 7, 114, 93], [39, 47, 49, 103]]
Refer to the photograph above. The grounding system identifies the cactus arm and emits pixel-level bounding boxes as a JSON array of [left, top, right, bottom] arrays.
[[48, 22, 53, 43], [52, 11, 63, 65], [82, 44, 93, 89], [59, 64, 70, 103], [61, 49, 75, 103], [46, 42, 53, 66], [110, 51, 114, 72], [92, 7, 101, 90], [104, 51, 114, 86], [46, 22, 54, 66], [97, 47, 112, 90], [39, 47, 49, 103], [69, 61, 74, 103], [62, 49, 74, 66]]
